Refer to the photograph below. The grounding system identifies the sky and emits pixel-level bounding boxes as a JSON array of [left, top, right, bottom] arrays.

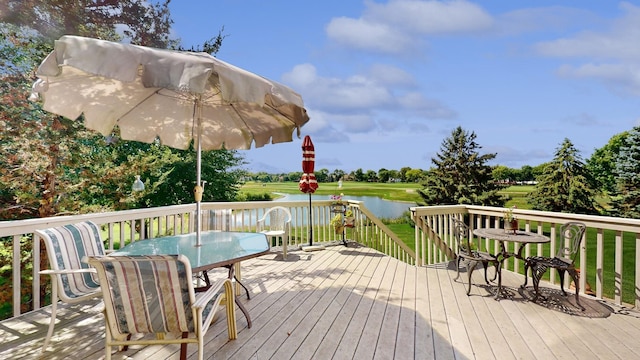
[[169, 1, 640, 174]]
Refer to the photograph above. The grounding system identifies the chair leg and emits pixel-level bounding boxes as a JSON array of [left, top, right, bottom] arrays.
[[521, 261, 531, 289], [568, 268, 585, 310], [531, 264, 545, 303], [282, 235, 288, 259], [41, 279, 59, 354], [105, 317, 113, 360], [454, 256, 462, 281], [180, 332, 188, 360], [494, 262, 504, 300], [482, 262, 490, 284], [466, 259, 478, 295], [558, 269, 567, 296]]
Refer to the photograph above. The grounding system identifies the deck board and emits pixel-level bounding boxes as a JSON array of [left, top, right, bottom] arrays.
[[2, 243, 640, 360]]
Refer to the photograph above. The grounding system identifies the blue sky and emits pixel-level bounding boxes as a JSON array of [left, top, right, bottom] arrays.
[[170, 1, 640, 174]]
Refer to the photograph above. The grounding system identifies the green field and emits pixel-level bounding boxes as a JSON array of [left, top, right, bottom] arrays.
[[241, 181, 533, 209], [241, 181, 425, 203]]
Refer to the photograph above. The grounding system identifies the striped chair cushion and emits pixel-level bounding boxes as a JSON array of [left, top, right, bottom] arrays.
[[38, 221, 104, 300], [98, 255, 196, 335]]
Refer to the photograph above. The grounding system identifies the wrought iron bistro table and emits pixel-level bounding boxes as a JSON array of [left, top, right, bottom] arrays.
[[472, 228, 550, 300], [111, 231, 270, 328]]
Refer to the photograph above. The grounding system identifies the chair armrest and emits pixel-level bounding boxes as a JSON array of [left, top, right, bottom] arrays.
[[40, 268, 97, 275], [193, 278, 232, 309]]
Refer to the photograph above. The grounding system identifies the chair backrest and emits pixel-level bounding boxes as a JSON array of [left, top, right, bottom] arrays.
[[36, 221, 105, 302], [556, 221, 586, 262], [87, 255, 196, 336], [206, 209, 232, 231], [259, 206, 291, 231], [452, 218, 473, 256]]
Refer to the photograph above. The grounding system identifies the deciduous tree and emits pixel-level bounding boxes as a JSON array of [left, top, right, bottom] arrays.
[[610, 127, 640, 218]]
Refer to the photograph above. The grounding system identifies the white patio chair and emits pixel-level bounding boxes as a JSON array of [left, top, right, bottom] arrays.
[[257, 206, 292, 259], [36, 221, 105, 353], [86, 254, 237, 360]]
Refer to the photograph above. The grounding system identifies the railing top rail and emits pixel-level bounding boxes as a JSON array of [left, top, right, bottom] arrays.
[[411, 204, 640, 232]]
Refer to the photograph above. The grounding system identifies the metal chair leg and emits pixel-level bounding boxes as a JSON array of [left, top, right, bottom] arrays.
[[41, 279, 59, 354]]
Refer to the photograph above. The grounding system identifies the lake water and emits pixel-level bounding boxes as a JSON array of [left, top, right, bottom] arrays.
[[274, 194, 415, 219]]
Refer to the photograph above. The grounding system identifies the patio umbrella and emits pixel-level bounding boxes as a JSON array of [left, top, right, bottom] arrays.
[[298, 135, 318, 245], [30, 35, 310, 246]]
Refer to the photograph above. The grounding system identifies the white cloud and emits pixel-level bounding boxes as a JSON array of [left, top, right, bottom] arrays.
[[557, 63, 640, 96], [533, 2, 640, 96], [533, 3, 640, 60], [365, 0, 493, 34], [368, 64, 417, 87], [283, 63, 394, 111], [284, 63, 454, 118], [398, 92, 457, 119], [325, 17, 413, 54], [495, 6, 596, 37], [326, 0, 493, 55]]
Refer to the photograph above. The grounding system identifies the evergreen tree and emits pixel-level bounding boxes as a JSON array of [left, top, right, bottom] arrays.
[[528, 138, 601, 214], [610, 127, 640, 218], [418, 126, 505, 206]]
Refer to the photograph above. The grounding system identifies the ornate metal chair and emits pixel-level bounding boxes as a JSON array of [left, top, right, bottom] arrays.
[[452, 218, 501, 295], [257, 206, 292, 258], [522, 221, 586, 310], [86, 254, 237, 360], [36, 221, 105, 353]]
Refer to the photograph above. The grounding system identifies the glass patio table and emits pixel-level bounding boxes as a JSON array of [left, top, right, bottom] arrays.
[[111, 230, 270, 328]]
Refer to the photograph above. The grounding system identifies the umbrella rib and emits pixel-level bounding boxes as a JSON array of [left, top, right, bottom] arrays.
[[115, 88, 163, 127], [229, 103, 255, 144]]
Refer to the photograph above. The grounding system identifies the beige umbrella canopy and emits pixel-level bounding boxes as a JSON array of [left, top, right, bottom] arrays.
[[31, 35, 310, 245]]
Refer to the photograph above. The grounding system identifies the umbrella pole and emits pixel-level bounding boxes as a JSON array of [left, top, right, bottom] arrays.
[[194, 98, 203, 246], [308, 193, 313, 246]]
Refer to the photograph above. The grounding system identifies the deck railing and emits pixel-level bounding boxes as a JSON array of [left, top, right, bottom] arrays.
[[4, 202, 639, 321], [411, 204, 640, 308], [0, 200, 413, 320]]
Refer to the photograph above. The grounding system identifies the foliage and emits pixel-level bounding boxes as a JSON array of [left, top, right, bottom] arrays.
[[502, 205, 517, 222], [0, 25, 87, 219], [236, 192, 274, 202], [0, 1, 242, 319], [610, 126, 640, 218], [587, 131, 629, 195], [330, 214, 343, 231], [0, 0, 176, 48], [145, 146, 247, 206], [418, 126, 506, 206], [528, 138, 601, 214]]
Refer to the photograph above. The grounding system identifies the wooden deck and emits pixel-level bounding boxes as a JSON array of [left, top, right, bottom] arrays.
[[2, 242, 640, 359]]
